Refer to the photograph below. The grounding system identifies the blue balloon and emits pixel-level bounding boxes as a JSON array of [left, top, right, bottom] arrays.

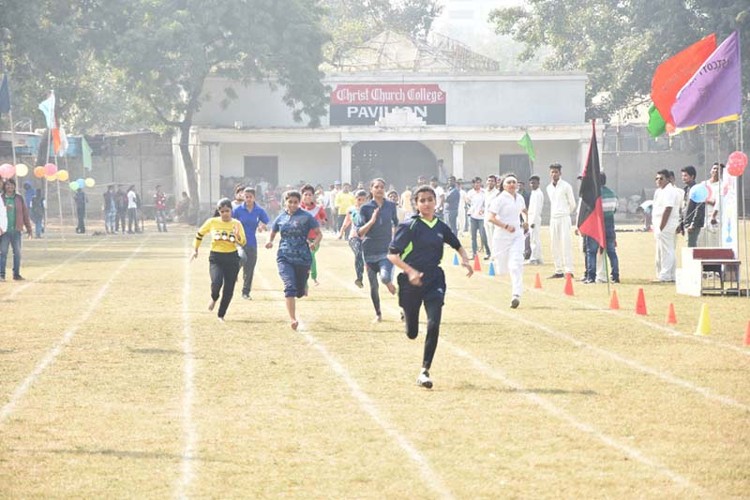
[[689, 183, 708, 203]]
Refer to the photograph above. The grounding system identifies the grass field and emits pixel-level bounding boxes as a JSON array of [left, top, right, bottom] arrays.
[[0, 222, 749, 498]]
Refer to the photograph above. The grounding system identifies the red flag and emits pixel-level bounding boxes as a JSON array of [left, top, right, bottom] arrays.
[[576, 121, 605, 249], [52, 126, 61, 155], [651, 34, 716, 130]]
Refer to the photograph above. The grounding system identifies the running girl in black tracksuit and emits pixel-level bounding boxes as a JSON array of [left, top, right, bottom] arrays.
[[388, 185, 473, 389]]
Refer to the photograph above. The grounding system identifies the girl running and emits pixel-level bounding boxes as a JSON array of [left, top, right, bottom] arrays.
[[300, 184, 327, 285], [266, 190, 322, 330], [192, 198, 247, 322], [388, 185, 473, 389], [339, 189, 367, 288], [357, 178, 399, 322]]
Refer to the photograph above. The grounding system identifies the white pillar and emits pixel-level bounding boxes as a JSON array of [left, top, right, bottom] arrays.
[[451, 140, 465, 179], [340, 142, 353, 184]]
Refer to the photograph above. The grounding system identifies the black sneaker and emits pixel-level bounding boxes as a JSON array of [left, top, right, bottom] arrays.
[[548, 272, 565, 279], [13, 275, 24, 281], [510, 296, 520, 309]]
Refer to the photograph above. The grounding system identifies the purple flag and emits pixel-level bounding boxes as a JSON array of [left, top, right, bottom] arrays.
[[672, 31, 741, 128]]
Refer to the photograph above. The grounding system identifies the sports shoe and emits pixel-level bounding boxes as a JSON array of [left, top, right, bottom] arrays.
[[416, 370, 433, 389], [208, 299, 217, 311], [354, 278, 364, 288], [217, 317, 225, 323], [13, 275, 24, 281], [548, 272, 565, 279], [510, 296, 520, 309], [242, 293, 252, 300]]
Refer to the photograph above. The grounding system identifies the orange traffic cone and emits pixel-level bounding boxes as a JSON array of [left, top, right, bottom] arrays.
[[534, 273, 542, 289], [635, 288, 648, 316], [609, 290, 620, 310], [473, 254, 481, 272], [744, 321, 750, 347], [666, 303, 677, 325], [563, 273, 574, 296]]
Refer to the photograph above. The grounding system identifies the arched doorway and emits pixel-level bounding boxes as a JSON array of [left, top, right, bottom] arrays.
[[351, 141, 437, 191]]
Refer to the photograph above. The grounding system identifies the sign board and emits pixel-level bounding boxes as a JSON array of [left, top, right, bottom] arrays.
[[329, 84, 446, 125]]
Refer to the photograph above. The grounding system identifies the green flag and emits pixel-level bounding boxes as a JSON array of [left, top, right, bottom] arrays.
[[518, 132, 535, 162], [82, 136, 93, 171], [647, 104, 666, 138]]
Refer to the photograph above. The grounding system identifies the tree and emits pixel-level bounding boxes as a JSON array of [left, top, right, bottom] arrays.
[[489, 0, 750, 126], [322, 0, 442, 69], [87, 0, 329, 221]]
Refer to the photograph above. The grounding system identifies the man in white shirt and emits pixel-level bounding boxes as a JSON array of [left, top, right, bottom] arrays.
[[465, 176, 489, 259], [545, 163, 576, 278], [652, 169, 681, 282], [526, 175, 544, 264], [429, 177, 445, 218], [482, 175, 499, 260], [703, 162, 722, 247]]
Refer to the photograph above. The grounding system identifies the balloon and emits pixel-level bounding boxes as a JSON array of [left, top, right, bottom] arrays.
[[689, 183, 708, 203], [84, 177, 96, 188], [45, 175, 57, 182], [76, 178, 84, 188], [34, 166, 46, 178], [0, 163, 11, 178], [15, 163, 29, 177], [69, 181, 80, 191], [727, 163, 744, 176], [728, 150, 748, 168], [44, 162, 58, 176], [56, 169, 69, 182]]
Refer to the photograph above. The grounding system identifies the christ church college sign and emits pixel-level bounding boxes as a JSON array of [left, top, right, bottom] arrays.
[[329, 84, 447, 125]]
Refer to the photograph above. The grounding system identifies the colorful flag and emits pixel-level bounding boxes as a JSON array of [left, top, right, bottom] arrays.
[[518, 131, 535, 162], [646, 104, 667, 138], [651, 34, 716, 129], [0, 74, 10, 114], [82, 136, 93, 171], [672, 31, 742, 129], [59, 126, 68, 156], [576, 121, 605, 249], [38, 91, 55, 128]]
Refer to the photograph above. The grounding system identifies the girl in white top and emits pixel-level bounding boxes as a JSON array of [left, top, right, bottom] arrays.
[[488, 174, 528, 308]]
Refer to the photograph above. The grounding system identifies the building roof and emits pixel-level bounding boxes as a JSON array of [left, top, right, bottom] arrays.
[[331, 30, 500, 73]]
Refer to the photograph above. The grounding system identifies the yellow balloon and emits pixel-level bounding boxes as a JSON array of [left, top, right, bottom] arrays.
[[15, 163, 29, 177], [84, 177, 96, 188], [46, 175, 58, 182], [57, 169, 70, 182]]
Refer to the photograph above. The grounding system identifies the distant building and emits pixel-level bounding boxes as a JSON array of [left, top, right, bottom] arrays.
[[178, 30, 592, 207]]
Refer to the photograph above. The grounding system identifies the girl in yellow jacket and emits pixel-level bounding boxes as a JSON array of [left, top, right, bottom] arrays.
[[192, 198, 246, 321]]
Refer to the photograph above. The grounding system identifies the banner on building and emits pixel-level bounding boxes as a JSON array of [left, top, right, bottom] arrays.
[[329, 84, 446, 125]]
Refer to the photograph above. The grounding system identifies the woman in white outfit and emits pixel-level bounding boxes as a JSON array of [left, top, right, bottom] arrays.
[[488, 174, 528, 308]]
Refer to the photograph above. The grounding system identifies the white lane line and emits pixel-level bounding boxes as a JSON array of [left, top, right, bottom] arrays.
[[176, 245, 197, 500], [0, 239, 106, 302], [479, 271, 750, 357], [0, 239, 148, 426], [455, 291, 750, 413], [446, 342, 699, 493], [256, 270, 454, 500]]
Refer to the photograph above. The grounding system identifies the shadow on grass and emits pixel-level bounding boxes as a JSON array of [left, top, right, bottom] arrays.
[[456, 381, 597, 396], [13, 447, 235, 464], [0, 349, 15, 354], [128, 347, 182, 356]]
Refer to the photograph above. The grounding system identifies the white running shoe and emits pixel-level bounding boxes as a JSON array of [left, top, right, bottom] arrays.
[[510, 296, 520, 309], [416, 370, 433, 389]]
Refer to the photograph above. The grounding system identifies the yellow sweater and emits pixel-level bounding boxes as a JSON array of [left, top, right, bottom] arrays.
[[194, 217, 247, 252]]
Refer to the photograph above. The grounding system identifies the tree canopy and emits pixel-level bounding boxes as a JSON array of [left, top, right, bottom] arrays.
[[490, 0, 750, 123]]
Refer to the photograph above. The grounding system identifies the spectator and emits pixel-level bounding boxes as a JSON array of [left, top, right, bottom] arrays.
[[0, 178, 33, 281], [154, 185, 168, 232], [704, 163, 723, 247], [30, 188, 45, 239], [115, 185, 128, 233], [176, 191, 191, 222], [545, 163, 576, 278], [74, 188, 88, 234], [103, 185, 116, 234], [443, 176, 460, 233], [126, 185, 138, 234], [678, 165, 704, 248], [466, 176, 489, 259], [652, 169, 680, 282], [525, 175, 544, 264]]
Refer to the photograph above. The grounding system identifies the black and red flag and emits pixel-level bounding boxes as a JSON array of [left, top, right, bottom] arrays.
[[576, 121, 606, 248]]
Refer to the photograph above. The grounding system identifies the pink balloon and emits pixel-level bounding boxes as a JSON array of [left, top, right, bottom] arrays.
[[728, 151, 748, 169], [0, 163, 11, 178], [727, 162, 744, 177], [44, 162, 58, 176]]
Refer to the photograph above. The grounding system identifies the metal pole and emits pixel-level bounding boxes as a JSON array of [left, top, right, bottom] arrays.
[[139, 142, 144, 232]]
